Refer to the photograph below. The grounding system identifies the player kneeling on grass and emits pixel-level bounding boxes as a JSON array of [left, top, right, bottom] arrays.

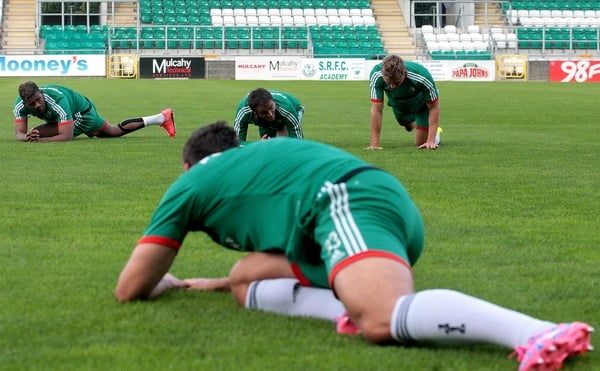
[[13, 81, 176, 142], [115, 121, 593, 371], [366, 55, 442, 150]]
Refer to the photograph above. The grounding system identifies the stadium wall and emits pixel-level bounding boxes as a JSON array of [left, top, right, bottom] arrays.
[[1, 53, 599, 82]]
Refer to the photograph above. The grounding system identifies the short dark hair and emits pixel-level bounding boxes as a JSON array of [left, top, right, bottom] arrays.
[[247, 88, 273, 111], [182, 121, 240, 166], [381, 55, 406, 84], [19, 81, 41, 101]]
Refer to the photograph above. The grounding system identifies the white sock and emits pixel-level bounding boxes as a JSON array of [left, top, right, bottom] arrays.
[[142, 112, 165, 126], [390, 289, 555, 348], [245, 278, 346, 321]]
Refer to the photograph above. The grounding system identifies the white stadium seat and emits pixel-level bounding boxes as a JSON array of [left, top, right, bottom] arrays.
[[363, 15, 376, 25], [506, 33, 517, 49], [211, 15, 223, 26], [303, 8, 315, 17], [427, 41, 440, 51], [258, 15, 270, 25], [461, 41, 475, 51], [422, 24, 434, 34], [349, 8, 362, 17], [223, 15, 235, 25], [235, 15, 247, 25], [246, 15, 259, 26], [450, 40, 464, 51], [473, 41, 488, 51], [351, 15, 364, 25], [340, 15, 353, 25], [423, 33, 437, 43], [293, 15, 306, 26], [460, 33, 472, 42], [470, 33, 484, 42], [304, 15, 317, 25], [436, 33, 448, 42], [282, 15, 295, 26], [361, 8, 372, 17], [444, 25, 457, 34], [492, 33, 507, 48], [316, 15, 329, 25], [270, 15, 282, 26], [467, 25, 480, 34], [328, 15, 341, 25], [437, 41, 452, 52], [447, 32, 460, 42]]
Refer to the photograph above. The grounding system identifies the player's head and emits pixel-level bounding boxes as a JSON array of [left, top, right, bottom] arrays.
[[182, 121, 240, 169], [248, 88, 275, 122], [381, 55, 407, 89], [19, 81, 46, 114]]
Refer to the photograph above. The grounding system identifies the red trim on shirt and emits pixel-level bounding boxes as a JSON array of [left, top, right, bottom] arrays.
[[290, 262, 312, 286], [137, 235, 181, 250], [328, 250, 412, 289], [14, 118, 27, 124], [371, 98, 384, 103], [416, 126, 428, 131], [58, 120, 74, 127], [93, 121, 110, 136]]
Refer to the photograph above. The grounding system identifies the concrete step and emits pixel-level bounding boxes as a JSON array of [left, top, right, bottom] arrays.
[[370, 0, 416, 57]]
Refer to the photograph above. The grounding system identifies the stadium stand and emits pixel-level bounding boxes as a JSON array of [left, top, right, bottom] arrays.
[[422, 23, 492, 60], [417, 0, 600, 59], [36, 0, 385, 57], [41, 25, 108, 54], [501, 0, 600, 51]]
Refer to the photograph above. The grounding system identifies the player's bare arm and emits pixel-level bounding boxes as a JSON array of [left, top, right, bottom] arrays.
[[35, 122, 74, 142], [366, 101, 384, 150], [184, 277, 231, 291], [14, 121, 30, 142], [115, 243, 177, 301]]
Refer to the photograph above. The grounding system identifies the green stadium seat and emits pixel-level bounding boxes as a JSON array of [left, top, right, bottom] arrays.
[[153, 15, 166, 24], [187, 15, 201, 24], [75, 25, 88, 33], [40, 24, 53, 37]]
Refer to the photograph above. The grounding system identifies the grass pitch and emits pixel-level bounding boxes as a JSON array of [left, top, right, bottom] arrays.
[[0, 77, 598, 371]]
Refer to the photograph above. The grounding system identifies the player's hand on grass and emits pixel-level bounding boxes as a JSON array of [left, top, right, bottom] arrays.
[[26, 129, 40, 143], [184, 277, 231, 291], [418, 141, 438, 150], [149, 273, 188, 298]]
